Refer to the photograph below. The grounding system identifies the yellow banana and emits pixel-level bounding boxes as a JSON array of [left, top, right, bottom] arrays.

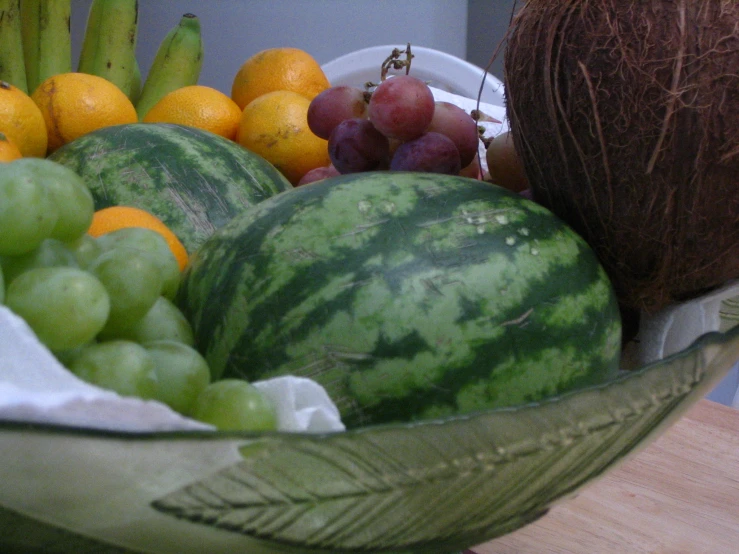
[[77, 0, 139, 97], [135, 13, 203, 120], [20, 0, 72, 94], [0, 0, 27, 92]]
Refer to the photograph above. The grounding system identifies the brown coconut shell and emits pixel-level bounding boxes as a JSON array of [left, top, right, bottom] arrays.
[[503, 0, 739, 318]]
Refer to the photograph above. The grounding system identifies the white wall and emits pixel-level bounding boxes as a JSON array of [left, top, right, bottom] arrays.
[[70, 0, 469, 95]]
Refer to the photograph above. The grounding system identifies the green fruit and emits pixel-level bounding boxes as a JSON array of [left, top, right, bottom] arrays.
[[0, 238, 79, 285], [178, 172, 622, 428], [144, 340, 211, 416], [6, 267, 110, 351], [191, 379, 277, 432], [0, 160, 59, 256], [65, 234, 103, 269], [110, 296, 195, 346], [48, 123, 292, 253], [96, 227, 180, 300], [89, 247, 163, 335], [68, 340, 158, 399], [19, 157, 95, 243]]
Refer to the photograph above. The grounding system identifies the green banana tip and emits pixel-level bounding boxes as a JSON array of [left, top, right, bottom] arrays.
[[179, 13, 200, 30]]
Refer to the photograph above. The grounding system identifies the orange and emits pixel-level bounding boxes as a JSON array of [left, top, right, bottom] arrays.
[[143, 85, 243, 140], [0, 81, 48, 157], [231, 47, 330, 110], [87, 206, 189, 271], [0, 132, 23, 162], [236, 90, 331, 185], [31, 72, 137, 153]]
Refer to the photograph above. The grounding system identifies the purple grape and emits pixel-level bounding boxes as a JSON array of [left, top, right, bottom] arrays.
[[368, 75, 435, 141], [427, 101, 480, 167], [328, 118, 390, 174], [389, 132, 461, 175], [307, 86, 369, 140]]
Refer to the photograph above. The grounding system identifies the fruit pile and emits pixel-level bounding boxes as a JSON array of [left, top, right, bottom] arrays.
[[0, 2, 510, 188], [0, 0, 207, 155], [304, 46, 482, 183], [0, 2, 613, 434], [0, 158, 278, 432]]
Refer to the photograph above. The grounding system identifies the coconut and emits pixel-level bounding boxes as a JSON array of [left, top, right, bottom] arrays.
[[503, 1, 739, 323]]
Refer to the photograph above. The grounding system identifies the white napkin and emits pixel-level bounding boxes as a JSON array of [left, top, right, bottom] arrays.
[[0, 305, 344, 433], [254, 376, 344, 433]]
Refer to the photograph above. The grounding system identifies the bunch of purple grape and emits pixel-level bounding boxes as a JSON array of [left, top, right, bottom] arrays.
[[303, 75, 481, 185]]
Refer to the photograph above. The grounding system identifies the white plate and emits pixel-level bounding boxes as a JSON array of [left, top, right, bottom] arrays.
[[321, 44, 506, 106]]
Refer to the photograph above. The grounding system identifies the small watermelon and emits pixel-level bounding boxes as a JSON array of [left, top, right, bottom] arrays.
[[48, 123, 292, 253], [178, 172, 622, 428]]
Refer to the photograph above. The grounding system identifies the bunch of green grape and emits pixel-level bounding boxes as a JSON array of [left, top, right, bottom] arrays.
[[0, 158, 277, 432]]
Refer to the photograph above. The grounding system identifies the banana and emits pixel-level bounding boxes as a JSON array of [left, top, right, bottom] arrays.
[[0, 0, 28, 92], [128, 57, 142, 104], [20, 0, 72, 94], [135, 13, 203, 120], [77, 0, 139, 97]]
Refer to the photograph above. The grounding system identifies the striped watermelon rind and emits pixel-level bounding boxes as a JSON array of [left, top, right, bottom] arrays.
[[178, 172, 622, 428], [48, 123, 292, 253]]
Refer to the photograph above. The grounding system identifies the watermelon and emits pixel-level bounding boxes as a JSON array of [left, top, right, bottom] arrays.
[[48, 123, 292, 253], [178, 172, 622, 428]]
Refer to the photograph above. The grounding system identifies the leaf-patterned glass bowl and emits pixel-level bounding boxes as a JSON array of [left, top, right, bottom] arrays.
[[2, 325, 738, 554]]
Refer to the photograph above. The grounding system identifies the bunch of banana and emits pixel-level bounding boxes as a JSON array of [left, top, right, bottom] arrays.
[[0, 0, 27, 92], [135, 13, 204, 120], [77, 0, 140, 101], [19, 0, 72, 94]]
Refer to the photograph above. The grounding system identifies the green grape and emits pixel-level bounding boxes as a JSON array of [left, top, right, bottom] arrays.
[[144, 340, 211, 416], [53, 342, 94, 367], [65, 234, 103, 269], [68, 340, 157, 399], [106, 296, 195, 346], [18, 158, 94, 243], [89, 247, 163, 335], [96, 228, 180, 300], [0, 161, 59, 255], [192, 379, 278, 432], [5, 267, 110, 351], [0, 238, 79, 285]]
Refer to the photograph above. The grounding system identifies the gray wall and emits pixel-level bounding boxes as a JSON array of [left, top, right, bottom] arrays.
[[70, 0, 471, 95], [466, 0, 519, 83]]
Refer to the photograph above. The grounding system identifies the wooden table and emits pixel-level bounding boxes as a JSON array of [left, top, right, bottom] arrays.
[[471, 399, 739, 553]]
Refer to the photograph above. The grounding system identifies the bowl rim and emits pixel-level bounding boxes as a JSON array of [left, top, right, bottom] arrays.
[[321, 44, 506, 106]]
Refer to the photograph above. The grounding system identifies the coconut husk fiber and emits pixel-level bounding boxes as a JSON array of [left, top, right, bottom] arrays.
[[504, 0, 739, 321]]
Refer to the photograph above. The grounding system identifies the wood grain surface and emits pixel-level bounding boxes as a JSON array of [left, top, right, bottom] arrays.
[[471, 400, 739, 553]]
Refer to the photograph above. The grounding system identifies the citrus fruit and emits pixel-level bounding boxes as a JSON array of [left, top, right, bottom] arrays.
[[0, 132, 23, 162], [236, 90, 331, 185], [143, 85, 243, 140], [31, 72, 137, 153], [0, 81, 48, 157], [87, 206, 189, 271], [230, 47, 330, 110]]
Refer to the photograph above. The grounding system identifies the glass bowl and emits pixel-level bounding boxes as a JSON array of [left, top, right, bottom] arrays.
[[1, 325, 738, 554]]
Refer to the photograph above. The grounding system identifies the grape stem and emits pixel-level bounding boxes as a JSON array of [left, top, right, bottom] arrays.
[[364, 43, 414, 91]]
